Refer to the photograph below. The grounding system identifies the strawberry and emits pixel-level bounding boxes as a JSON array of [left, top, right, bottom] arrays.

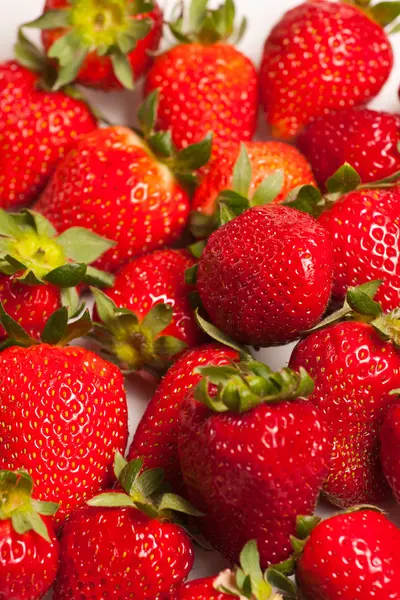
[[0, 209, 114, 339], [34, 92, 212, 272], [0, 469, 59, 599], [260, 0, 395, 139], [297, 108, 400, 187], [0, 307, 128, 522], [54, 454, 198, 599], [24, 0, 163, 90], [380, 402, 400, 504], [289, 282, 400, 507], [144, 0, 258, 156], [128, 343, 239, 493], [178, 360, 332, 567]]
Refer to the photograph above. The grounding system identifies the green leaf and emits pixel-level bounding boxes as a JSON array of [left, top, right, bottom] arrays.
[[158, 493, 204, 516], [233, 15, 247, 44], [326, 163, 361, 195], [119, 458, 144, 497], [369, 1, 400, 26], [135, 469, 164, 498], [45, 263, 87, 287], [185, 264, 198, 285], [110, 50, 135, 90], [187, 240, 206, 259], [346, 286, 382, 318], [88, 492, 135, 508], [138, 90, 159, 138], [389, 21, 400, 33], [251, 170, 284, 206], [190, 210, 217, 239], [141, 303, 173, 336], [189, 0, 208, 31], [12, 510, 51, 543], [195, 309, 250, 356], [48, 30, 89, 90], [61, 309, 92, 345], [60, 287, 82, 319], [296, 514, 321, 539], [0, 303, 36, 345], [175, 133, 213, 171], [91, 287, 118, 324], [129, 0, 155, 15], [266, 569, 297, 598], [83, 266, 114, 288], [240, 539, 264, 581], [24, 8, 71, 29], [113, 451, 128, 480], [168, 21, 192, 44], [218, 189, 250, 217], [147, 131, 175, 158], [41, 307, 68, 345], [219, 202, 241, 225], [153, 335, 187, 358], [14, 28, 48, 73], [25, 210, 57, 237], [31, 499, 59, 516], [57, 227, 115, 264], [232, 144, 252, 197], [0, 210, 20, 238], [284, 185, 322, 216], [353, 279, 382, 299]]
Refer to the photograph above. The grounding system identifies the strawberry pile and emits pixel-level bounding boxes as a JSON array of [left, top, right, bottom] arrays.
[[1, 0, 400, 598]]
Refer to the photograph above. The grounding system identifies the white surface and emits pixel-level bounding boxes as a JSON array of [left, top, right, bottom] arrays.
[[3, 0, 400, 588]]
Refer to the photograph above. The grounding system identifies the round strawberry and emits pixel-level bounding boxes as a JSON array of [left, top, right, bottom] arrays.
[[34, 92, 212, 272], [25, 0, 163, 90], [260, 0, 394, 139], [0, 469, 59, 599], [144, 0, 258, 156], [380, 402, 400, 503]]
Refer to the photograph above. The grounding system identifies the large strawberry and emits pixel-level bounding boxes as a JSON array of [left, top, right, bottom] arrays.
[[54, 454, 199, 599], [144, 0, 258, 156], [178, 360, 332, 567], [24, 0, 163, 90], [0, 307, 128, 522], [34, 91, 212, 272], [0, 469, 59, 599], [128, 343, 240, 493], [260, 0, 395, 139], [0, 209, 114, 339], [290, 282, 400, 507], [380, 402, 400, 504]]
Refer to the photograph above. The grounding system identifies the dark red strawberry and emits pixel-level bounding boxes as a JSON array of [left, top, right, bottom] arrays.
[[0, 469, 59, 599], [178, 360, 332, 567], [380, 402, 400, 504]]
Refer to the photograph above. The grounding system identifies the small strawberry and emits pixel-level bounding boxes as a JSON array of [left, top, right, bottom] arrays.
[[0, 307, 128, 522], [144, 0, 258, 156], [34, 91, 212, 272], [128, 343, 240, 493], [0, 469, 59, 599], [178, 360, 332, 567], [297, 108, 400, 187], [260, 0, 395, 139], [289, 281, 400, 507], [54, 454, 199, 599], [0, 209, 114, 339], [380, 402, 400, 504], [24, 0, 163, 90]]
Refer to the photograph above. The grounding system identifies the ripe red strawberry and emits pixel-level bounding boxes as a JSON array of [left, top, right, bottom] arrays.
[[144, 0, 258, 156], [0, 308, 128, 522], [178, 360, 332, 567], [54, 455, 198, 599], [380, 402, 400, 503], [290, 282, 400, 507], [128, 343, 239, 493], [297, 108, 400, 187], [260, 0, 394, 139], [0, 469, 59, 599], [34, 92, 212, 272], [25, 0, 163, 90]]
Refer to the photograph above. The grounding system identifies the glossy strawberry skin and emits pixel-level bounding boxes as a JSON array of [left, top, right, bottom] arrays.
[[197, 205, 334, 346], [297, 510, 400, 600], [42, 1, 163, 90], [297, 109, 400, 187], [178, 396, 332, 567], [0, 344, 128, 522], [144, 43, 258, 154], [290, 322, 400, 507], [380, 404, 400, 503], [172, 577, 230, 600], [34, 127, 190, 272], [260, 1, 393, 139], [0, 61, 96, 209], [53, 500, 194, 599], [0, 516, 59, 599], [318, 188, 400, 312]]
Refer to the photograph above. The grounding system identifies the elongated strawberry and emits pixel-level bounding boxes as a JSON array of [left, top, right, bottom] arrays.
[[0, 469, 59, 599], [24, 0, 163, 90], [380, 402, 400, 504], [34, 91, 212, 272], [178, 360, 332, 567], [260, 0, 395, 139]]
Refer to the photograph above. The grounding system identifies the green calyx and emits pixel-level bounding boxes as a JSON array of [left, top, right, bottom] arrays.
[[344, 0, 400, 33], [0, 469, 58, 543], [23, 0, 155, 90], [169, 0, 247, 45]]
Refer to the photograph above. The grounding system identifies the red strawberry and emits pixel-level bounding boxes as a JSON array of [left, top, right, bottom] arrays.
[[0, 469, 59, 599], [178, 360, 332, 567], [25, 0, 163, 90], [0, 308, 128, 522], [297, 108, 400, 187], [260, 0, 394, 139], [34, 92, 212, 272], [128, 343, 239, 493], [54, 455, 198, 599], [144, 0, 258, 155], [380, 402, 400, 503], [289, 283, 400, 507], [0, 56, 96, 209]]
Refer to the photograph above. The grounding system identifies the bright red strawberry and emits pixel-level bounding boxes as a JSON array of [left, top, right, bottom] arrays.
[[178, 360, 332, 567], [26, 0, 163, 90], [0, 309, 128, 522], [290, 283, 400, 507], [380, 402, 400, 504], [297, 108, 400, 187], [128, 343, 239, 493], [0, 469, 59, 599], [34, 92, 212, 272], [260, 1, 394, 139], [54, 456, 197, 599], [144, 0, 258, 156]]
